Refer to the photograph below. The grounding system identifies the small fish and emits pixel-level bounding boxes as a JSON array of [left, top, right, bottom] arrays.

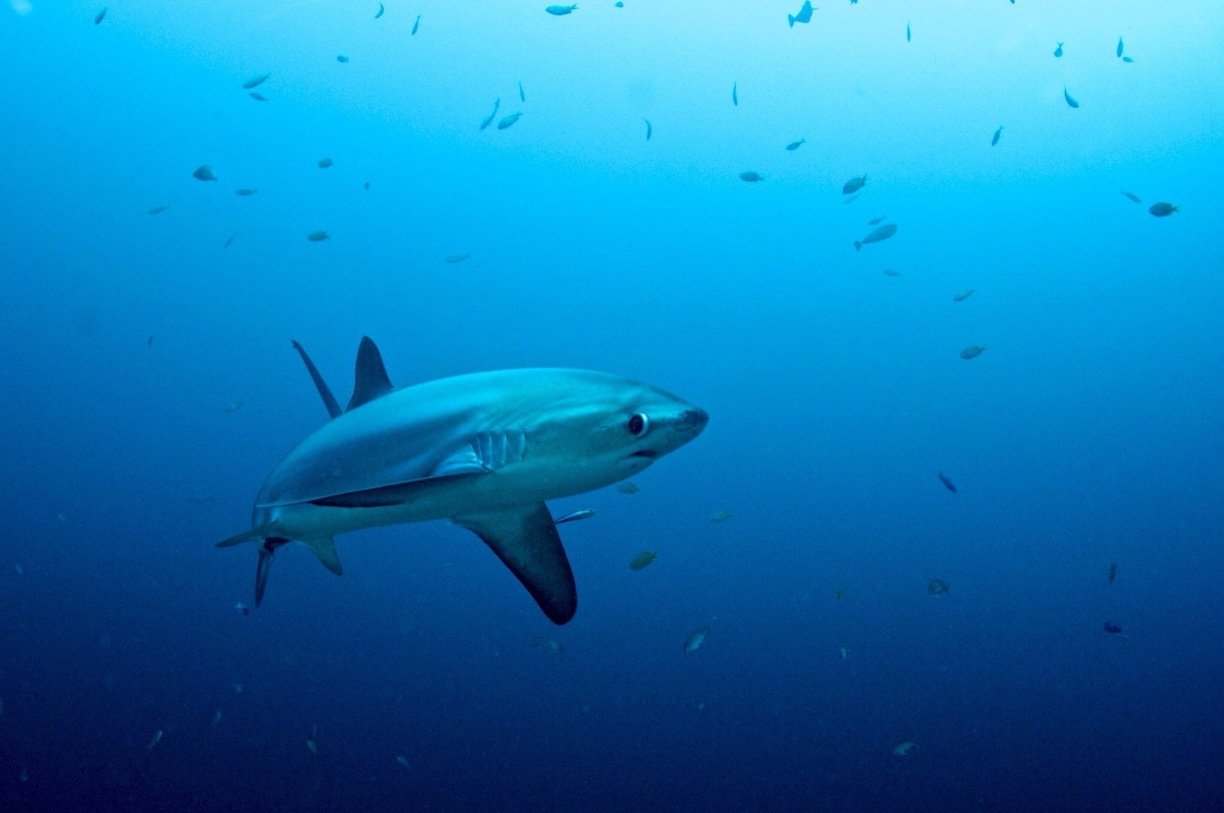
[[739, 171, 764, 183], [1053, 42, 1063, 58], [146, 335, 155, 347], [336, 55, 350, 64], [991, 125, 1003, 146], [732, 81, 738, 106], [19, 765, 29, 783], [147, 730, 164, 751], [224, 399, 244, 413], [953, 288, 975, 302], [223, 233, 237, 249], [518, 81, 526, 103], [905, 22, 911, 42], [683, 626, 709, 653], [480, 98, 501, 130], [363, 181, 371, 190], [1063, 87, 1079, 109], [644, 119, 652, 140], [882, 268, 901, 277], [212, 710, 223, 725], [787, 0, 813, 27], [94, 7, 107, 25], [234, 601, 251, 616], [497, 111, 522, 130], [534, 637, 566, 654], [1116, 37, 1124, 58], [710, 510, 732, 522], [307, 230, 330, 242], [442, 253, 470, 264], [892, 741, 916, 757], [248, 92, 267, 102], [927, 579, 950, 596], [242, 73, 270, 90], [395, 755, 411, 769], [867, 215, 886, 225], [785, 139, 805, 151], [306, 724, 319, 755], [545, 4, 577, 15], [854, 223, 896, 251], [1103, 621, 1124, 635], [835, 588, 844, 600], [317, 157, 334, 169], [1122, 56, 1134, 63], [617, 481, 640, 495], [234, 188, 258, 196], [1121, 191, 1141, 203], [375, 3, 385, 19], [629, 550, 657, 571], [842, 175, 867, 195], [554, 509, 596, 525], [1148, 201, 1178, 217], [412, 15, 421, 34], [232, 682, 243, 693], [937, 472, 957, 493], [959, 345, 986, 360], [1108, 562, 1117, 585], [843, 193, 859, 205], [192, 165, 218, 182], [839, 646, 848, 660], [147, 204, 170, 215]]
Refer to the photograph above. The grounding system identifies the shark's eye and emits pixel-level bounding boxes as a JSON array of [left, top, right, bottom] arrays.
[[627, 413, 650, 436]]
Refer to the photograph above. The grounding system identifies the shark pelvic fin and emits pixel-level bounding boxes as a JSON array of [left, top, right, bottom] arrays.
[[454, 502, 578, 625], [291, 340, 343, 419], [301, 537, 343, 576], [345, 336, 393, 412]]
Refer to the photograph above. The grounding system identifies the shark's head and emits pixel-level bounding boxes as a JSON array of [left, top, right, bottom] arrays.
[[516, 370, 708, 496]]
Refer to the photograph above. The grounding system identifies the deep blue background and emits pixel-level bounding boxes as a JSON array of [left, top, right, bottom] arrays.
[[2, 1, 1222, 810]]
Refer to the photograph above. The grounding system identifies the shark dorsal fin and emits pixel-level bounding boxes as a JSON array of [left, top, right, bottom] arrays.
[[291, 340, 343, 419], [346, 336, 393, 412]]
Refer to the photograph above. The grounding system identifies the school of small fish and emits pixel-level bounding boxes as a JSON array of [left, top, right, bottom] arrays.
[[108, 3, 1173, 695]]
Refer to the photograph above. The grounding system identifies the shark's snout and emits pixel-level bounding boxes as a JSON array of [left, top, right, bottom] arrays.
[[679, 407, 709, 435]]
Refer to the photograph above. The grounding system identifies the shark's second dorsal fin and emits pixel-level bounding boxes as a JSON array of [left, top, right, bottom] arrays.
[[345, 336, 394, 412], [291, 340, 343, 419]]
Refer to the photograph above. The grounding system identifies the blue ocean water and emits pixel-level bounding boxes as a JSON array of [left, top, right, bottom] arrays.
[[2, 1, 1223, 810]]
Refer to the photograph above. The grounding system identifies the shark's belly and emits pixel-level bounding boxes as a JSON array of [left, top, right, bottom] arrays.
[[261, 464, 626, 541]]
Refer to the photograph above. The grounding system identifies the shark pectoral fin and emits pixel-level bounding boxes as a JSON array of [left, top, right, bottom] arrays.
[[301, 537, 343, 576], [454, 503, 578, 625]]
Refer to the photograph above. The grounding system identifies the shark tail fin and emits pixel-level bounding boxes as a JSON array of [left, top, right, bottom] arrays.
[[217, 528, 341, 606], [292, 340, 343, 419], [217, 525, 286, 606], [254, 538, 289, 606], [216, 525, 273, 548]]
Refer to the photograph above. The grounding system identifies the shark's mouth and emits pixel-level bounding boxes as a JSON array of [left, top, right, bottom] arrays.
[[628, 449, 658, 459]]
